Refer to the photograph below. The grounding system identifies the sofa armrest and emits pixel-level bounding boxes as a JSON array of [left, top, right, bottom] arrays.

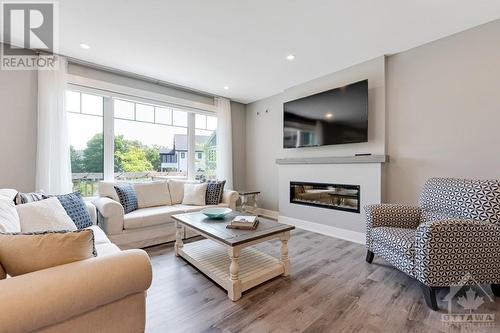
[[92, 197, 125, 235], [0, 249, 152, 333], [84, 201, 97, 225], [365, 204, 421, 229], [222, 190, 239, 210], [415, 219, 500, 286]]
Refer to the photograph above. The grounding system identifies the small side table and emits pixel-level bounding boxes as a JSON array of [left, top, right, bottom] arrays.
[[237, 190, 260, 214]]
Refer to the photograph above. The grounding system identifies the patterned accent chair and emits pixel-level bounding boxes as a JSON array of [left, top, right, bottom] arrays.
[[365, 177, 500, 310]]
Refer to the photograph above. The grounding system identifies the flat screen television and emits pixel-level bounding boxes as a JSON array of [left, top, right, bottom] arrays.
[[283, 79, 368, 148]]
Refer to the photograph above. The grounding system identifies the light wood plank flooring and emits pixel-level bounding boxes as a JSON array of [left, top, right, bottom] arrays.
[[144, 229, 500, 333]]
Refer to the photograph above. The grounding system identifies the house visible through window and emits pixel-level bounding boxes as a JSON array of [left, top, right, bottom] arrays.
[[113, 99, 188, 181], [66, 89, 218, 195], [195, 114, 217, 181]]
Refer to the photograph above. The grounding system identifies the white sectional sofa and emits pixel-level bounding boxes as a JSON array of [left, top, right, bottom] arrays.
[[0, 189, 152, 333], [93, 179, 239, 249]]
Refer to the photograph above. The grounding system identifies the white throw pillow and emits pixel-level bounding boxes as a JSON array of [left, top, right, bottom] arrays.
[[16, 197, 77, 232], [0, 189, 18, 202], [133, 181, 172, 208], [0, 198, 21, 233], [168, 179, 199, 204], [182, 183, 208, 206]]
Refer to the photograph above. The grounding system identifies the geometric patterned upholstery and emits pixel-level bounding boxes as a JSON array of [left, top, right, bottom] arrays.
[[365, 177, 500, 287], [370, 227, 416, 275], [371, 227, 416, 259], [419, 177, 500, 224]]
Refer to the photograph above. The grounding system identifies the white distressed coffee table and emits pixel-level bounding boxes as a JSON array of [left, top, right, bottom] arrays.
[[172, 212, 294, 301]]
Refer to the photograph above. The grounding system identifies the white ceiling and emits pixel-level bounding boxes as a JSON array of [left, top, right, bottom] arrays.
[[55, 1, 500, 103]]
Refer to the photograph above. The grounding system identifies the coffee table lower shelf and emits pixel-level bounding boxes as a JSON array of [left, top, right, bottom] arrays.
[[178, 239, 285, 301]]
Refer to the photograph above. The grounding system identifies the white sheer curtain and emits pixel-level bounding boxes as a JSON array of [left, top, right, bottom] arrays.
[[36, 56, 72, 194], [215, 97, 233, 189]]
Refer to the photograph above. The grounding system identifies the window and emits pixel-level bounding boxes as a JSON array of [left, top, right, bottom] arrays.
[[113, 99, 188, 181], [66, 91, 104, 196], [66, 88, 218, 195], [194, 114, 217, 181]]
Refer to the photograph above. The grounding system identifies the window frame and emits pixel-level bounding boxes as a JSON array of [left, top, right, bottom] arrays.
[[67, 84, 217, 183]]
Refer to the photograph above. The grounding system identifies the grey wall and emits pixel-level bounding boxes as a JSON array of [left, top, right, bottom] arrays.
[[0, 69, 38, 191], [246, 19, 500, 211], [385, 20, 500, 204], [246, 94, 283, 210], [230, 101, 246, 190], [246, 57, 386, 211]]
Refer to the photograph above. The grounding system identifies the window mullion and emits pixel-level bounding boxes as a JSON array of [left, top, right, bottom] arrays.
[[187, 112, 196, 180], [103, 97, 114, 181]]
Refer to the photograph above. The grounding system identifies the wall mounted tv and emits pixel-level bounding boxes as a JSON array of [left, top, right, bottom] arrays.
[[283, 79, 368, 148]]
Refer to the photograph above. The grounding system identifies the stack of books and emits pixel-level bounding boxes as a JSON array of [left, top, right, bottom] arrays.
[[226, 215, 259, 230]]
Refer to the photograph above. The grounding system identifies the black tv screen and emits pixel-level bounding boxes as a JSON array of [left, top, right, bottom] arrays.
[[283, 79, 368, 148]]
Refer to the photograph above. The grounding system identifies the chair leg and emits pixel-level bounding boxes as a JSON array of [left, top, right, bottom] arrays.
[[491, 284, 500, 297], [365, 250, 374, 263], [421, 285, 439, 311]]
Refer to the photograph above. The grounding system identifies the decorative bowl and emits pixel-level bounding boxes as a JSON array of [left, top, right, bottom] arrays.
[[201, 207, 232, 219]]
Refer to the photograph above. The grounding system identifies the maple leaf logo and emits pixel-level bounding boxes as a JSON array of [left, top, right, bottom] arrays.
[[457, 288, 484, 313]]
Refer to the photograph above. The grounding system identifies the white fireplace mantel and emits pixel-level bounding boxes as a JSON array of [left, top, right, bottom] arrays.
[[275, 155, 389, 165]]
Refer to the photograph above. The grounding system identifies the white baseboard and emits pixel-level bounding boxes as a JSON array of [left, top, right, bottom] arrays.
[[278, 215, 365, 245], [257, 208, 279, 220]]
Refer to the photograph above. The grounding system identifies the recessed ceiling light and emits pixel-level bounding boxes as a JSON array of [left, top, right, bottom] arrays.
[[79, 43, 90, 49], [286, 54, 295, 61], [223, 86, 229, 90], [325, 112, 333, 119]]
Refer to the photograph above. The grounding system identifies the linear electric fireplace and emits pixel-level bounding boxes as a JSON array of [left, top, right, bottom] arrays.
[[290, 181, 360, 213]]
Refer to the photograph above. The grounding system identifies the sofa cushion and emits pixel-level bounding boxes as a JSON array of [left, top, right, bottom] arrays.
[[0, 229, 96, 277], [182, 183, 208, 206], [0, 197, 20, 233], [114, 184, 138, 214], [123, 206, 185, 230], [133, 181, 172, 208], [206, 180, 226, 205], [97, 181, 120, 202], [16, 197, 77, 232], [86, 225, 111, 245], [168, 179, 198, 204], [56, 192, 93, 229]]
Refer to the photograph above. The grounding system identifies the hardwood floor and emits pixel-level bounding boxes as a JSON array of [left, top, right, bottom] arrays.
[[144, 229, 500, 333]]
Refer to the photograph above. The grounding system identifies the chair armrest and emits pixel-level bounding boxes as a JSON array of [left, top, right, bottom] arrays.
[[92, 197, 124, 235], [222, 190, 239, 210], [0, 249, 152, 333], [415, 219, 500, 286], [364, 204, 422, 229], [84, 201, 97, 225]]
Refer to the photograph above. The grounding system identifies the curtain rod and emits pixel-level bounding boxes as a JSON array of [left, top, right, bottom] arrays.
[[33, 48, 223, 100]]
